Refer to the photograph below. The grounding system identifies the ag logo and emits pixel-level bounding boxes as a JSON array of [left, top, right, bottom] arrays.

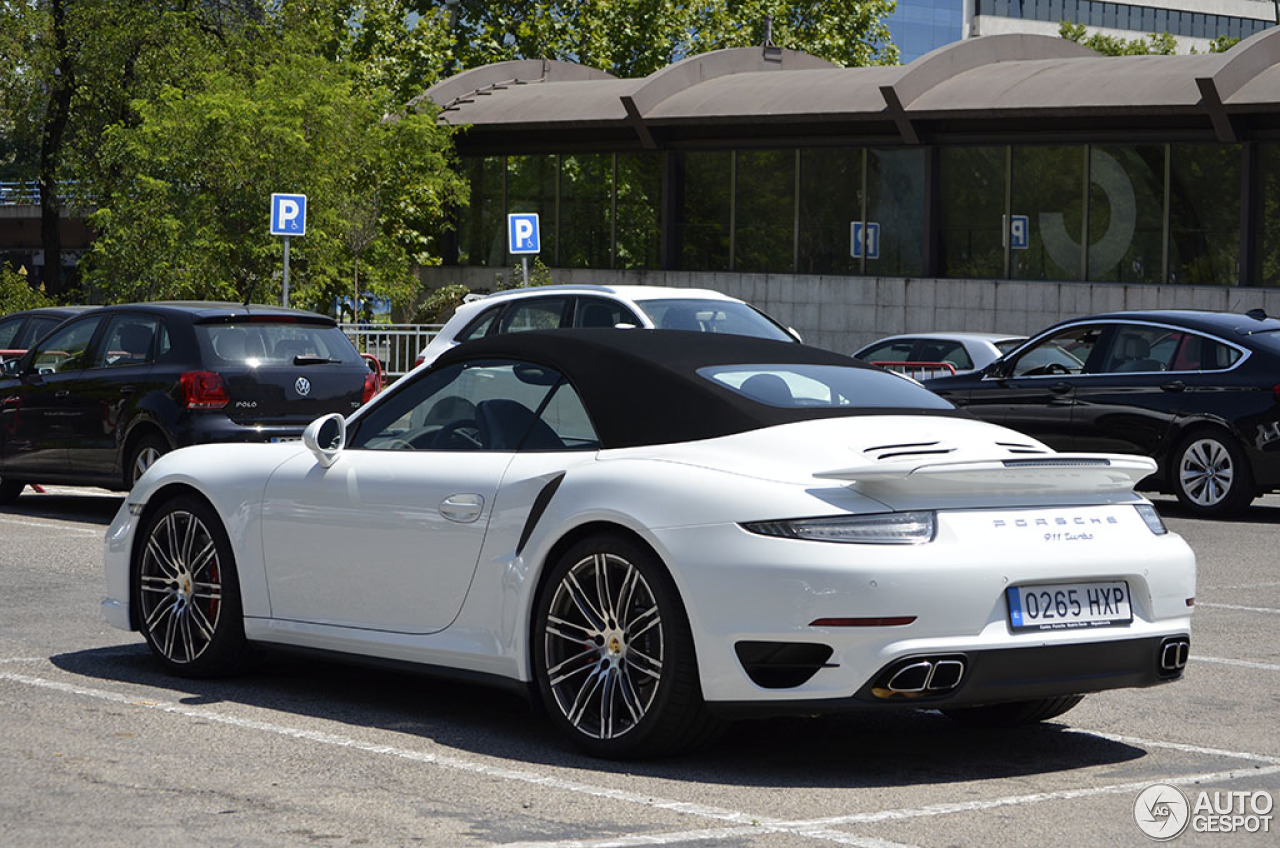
[[294, 376, 311, 397], [1135, 784, 1190, 840]]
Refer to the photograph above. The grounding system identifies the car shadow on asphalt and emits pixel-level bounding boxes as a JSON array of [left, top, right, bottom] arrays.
[[0, 489, 123, 526], [51, 643, 1148, 788], [1147, 493, 1280, 525]]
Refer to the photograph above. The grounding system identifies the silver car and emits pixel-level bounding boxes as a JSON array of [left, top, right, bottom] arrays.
[[854, 332, 1028, 378]]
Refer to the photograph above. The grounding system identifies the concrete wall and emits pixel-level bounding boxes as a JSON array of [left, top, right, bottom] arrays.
[[419, 265, 1280, 355]]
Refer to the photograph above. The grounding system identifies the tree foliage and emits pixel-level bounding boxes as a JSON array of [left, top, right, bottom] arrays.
[[1060, 21, 1239, 56], [416, 0, 899, 76]]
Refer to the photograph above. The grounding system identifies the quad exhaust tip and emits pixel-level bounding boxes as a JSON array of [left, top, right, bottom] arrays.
[[872, 655, 967, 699]]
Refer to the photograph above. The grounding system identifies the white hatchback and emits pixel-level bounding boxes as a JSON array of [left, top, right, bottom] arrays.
[[415, 284, 798, 368]]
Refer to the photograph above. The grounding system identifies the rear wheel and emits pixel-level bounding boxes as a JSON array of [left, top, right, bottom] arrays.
[[132, 495, 248, 677], [533, 533, 722, 758], [1172, 429, 1253, 518], [126, 434, 169, 488], [0, 475, 24, 504], [943, 695, 1084, 727]]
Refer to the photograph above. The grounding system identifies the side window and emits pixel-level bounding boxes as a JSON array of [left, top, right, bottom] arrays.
[[918, 340, 972, 371], [455, 306, 503, 343], [1168, 332, 1241, 372], [1010, 325, 1100, 377], [498, 298, 571, 334], [17, 317, 61, 349], [858, 340, 916, 363], [1100, 325, 1176, 374], [0, 316, 24, 348], [575, 297, 639, 329], [30, 315, 103, 374], [93, 315, 160, 368], [350, 359, 597, 452]]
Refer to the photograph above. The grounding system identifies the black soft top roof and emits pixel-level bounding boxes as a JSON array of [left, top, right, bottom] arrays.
[[433, 328, 934, 449]]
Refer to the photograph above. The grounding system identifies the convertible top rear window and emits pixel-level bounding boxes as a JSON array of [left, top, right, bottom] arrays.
[[701, 365, 955, 410]]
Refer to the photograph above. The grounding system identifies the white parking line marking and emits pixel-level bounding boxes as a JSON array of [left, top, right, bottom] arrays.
[[0, 516, 102, 535], [499, 828, 915, 848], [1195, 655, 1280, 673], [1198, 602, 1280, 615], [1200, 581, 1280, 590], [1071, 728, 1280, 765], [786, 764, 1280, 828], [0, 671, 918, 848], [0, 657, 46, 664]]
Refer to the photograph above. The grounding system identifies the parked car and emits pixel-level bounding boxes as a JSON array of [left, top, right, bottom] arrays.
[[104, 329, 1193, 758], [414, 284, 798, 367], [853, 332, 1027, 379], [0, 301, 378, 503], [925, 309, 1280, 517], [0, 306, 93, 363]]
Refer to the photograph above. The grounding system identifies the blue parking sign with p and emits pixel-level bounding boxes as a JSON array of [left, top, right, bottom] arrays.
[[271, 193, 307, 236], [1009, 214, 1029, 250], [508, 213, 540, 254]]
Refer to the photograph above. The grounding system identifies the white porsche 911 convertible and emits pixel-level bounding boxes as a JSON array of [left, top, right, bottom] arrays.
[[103, 329, 1195, 758]]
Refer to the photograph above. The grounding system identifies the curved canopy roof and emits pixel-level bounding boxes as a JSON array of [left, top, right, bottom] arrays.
[[423, 29, 1280, 152]]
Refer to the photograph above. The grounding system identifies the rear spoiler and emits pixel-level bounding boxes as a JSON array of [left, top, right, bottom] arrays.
[[815, 454, 1157, 495]]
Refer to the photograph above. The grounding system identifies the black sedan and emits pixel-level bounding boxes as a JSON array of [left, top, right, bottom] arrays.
[[0, 301, 377, 503], [925, 309, 1280, 517]]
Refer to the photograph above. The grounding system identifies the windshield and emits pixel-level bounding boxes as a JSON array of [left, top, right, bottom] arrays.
[[636, 298, 795, 342], [699, 364, 955, 410]]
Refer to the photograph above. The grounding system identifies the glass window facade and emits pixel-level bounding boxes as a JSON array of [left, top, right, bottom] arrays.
[[886, 0, 964, 63], [450, 141, 1275, 287], [976, 0, 1273, 39]]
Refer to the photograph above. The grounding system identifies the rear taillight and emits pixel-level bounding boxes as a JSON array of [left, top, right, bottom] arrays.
[[362, 371, 379, 404], [181, 371, 230, 409]]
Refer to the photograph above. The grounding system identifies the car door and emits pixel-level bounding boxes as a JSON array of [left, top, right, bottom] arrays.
[[940, 323, 1109, 450], [1068, 323, 1191, 456], [258, 358, 571, 634], [0, 314, 105, 478], [67, 313, 161, 477]]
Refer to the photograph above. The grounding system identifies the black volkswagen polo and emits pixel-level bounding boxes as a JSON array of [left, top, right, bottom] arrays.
[[0, 302, 377, 502], [925, 309, 1280, 517]]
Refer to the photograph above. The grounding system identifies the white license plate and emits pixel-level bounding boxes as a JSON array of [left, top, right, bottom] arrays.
[[1007, 581, 1132, 632]]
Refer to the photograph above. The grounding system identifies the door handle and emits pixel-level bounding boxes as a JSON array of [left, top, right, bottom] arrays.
[[439, 493, 484, 523], [1049, 383, 1072, 394], [55, 389, 71, 398], [1161, 381, 1186, 393]]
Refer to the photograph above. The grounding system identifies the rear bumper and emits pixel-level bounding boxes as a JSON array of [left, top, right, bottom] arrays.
[[709, 634, 1188, 718], [174, 414, 308, 447]]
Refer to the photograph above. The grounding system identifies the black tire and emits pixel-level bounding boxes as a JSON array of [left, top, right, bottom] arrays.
[[126, 434, 170, 489], [943, 695, 1084, 728], [532, 533, 723, 759], [132, 494, 249, 678], [0, 475, 24, 504], [1171, 428, 1254, 518]]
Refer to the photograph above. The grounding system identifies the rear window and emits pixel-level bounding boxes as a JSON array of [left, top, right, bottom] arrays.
[[196, 322, 359, 366], [699, 364, 955, 409], [637, 298, 794, 342]]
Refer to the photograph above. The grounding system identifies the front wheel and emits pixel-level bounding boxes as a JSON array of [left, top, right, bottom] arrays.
[[943, 695, 1084, 727], [533, 534, 722, 758], [1172, 429, 1254, 518], [132, 495, 249, 677], [126, 434, 169, 488]]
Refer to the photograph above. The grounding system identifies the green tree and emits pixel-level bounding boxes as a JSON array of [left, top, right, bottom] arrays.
[[419, 0, 898, 76], [0, 265, 54, 313], [1060, 21, 1177, 55]]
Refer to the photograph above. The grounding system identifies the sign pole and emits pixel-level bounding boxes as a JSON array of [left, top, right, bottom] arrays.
[[282, 235, 290, 307], [522, 255, 530, 288]]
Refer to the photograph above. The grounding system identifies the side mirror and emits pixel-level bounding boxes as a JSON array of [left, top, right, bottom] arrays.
[[303, 413, 346, 468]]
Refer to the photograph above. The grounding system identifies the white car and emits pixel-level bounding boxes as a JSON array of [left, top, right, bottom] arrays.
[[414, 284, 798, 368], [854, 332, 1028, 378], [103, 330, 1194, 759]]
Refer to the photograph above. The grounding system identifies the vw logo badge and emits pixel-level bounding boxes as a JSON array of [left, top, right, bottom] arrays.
[[294, 376, 311, 396]]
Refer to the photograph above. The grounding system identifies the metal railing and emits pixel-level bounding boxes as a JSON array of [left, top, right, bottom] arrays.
[[340, 323, 442, 382], [0, 181, 40, 205]]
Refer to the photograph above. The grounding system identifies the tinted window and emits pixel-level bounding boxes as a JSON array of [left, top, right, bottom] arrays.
[[19, 316, 62, 349], [575, 297, 639, 329], [195, 322, 357, 366], [456, 305, 502, 343], [637, 298, 793, 341], [93, 315, 160, 368], [700, 364, 954, 409], [498, 298, 570, 334], [1009, 325, 1099, 376], [30, 315, 104, 374], [1099, 325, 1177, 373], [351, 359, 597, 452], [0, 316, 21, 348], [857, 339, 916, 363]]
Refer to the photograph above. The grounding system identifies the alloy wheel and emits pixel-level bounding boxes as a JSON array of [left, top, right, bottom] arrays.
[[542, 551, 664, 741], [132, 444, 163, 485], [1178, 437, 1235, 508], [138, 509, 224, 664]]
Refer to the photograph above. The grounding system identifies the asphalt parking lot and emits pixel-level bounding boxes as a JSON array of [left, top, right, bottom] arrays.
[[1, 487, 1277, 847]]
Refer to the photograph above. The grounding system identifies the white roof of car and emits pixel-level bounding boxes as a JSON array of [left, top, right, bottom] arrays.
[[472, 285, 741, 303], [874, 332, 1026, 343]]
